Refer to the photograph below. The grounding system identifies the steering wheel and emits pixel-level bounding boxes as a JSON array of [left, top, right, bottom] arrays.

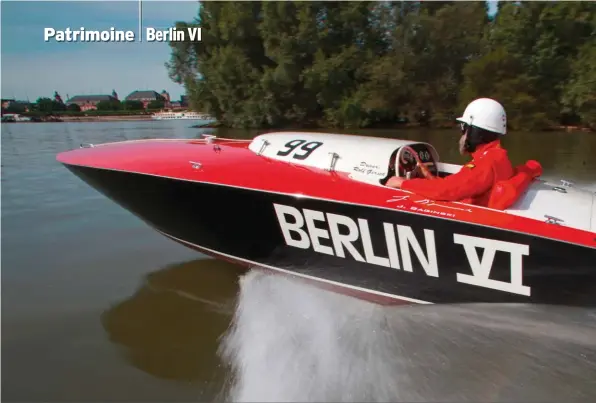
[[395, 145, 422, 179]]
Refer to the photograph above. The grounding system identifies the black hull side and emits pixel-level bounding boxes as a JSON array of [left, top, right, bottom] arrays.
[[65, 164, 596, 307]]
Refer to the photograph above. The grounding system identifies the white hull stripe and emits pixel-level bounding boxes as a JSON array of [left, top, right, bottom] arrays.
[[155, 229, 433, 305]]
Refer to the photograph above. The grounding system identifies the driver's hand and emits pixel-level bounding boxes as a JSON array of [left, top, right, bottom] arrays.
[[386, 176, 406, 188], [412, 164, 423, 178], [416, 161, 436, 180]]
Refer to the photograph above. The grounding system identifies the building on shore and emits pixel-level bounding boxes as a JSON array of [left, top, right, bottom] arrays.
[[66, 91, 119, 111], [1, 98, 32, 114], [160, 90, 170, 105], [180, 95, 189, 107], [1, 99, 12, 109], [125, 90, 170, 109], [4, 89, 186, 113], [166, 95, 190, 111]]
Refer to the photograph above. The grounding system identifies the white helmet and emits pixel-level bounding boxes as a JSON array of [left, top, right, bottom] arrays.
[[456, 98, 507, 135]]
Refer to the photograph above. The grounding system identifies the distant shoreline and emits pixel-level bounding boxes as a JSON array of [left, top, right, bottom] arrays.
[[59, 115, 154, 122], [1, 114, 155, 123], [1, 115, 593, 132], [189, 121, 594, 133]]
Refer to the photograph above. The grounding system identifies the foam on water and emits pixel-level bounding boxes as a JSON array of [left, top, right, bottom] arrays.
[[218, 270, 409, 402], [218, 269, 596, 402]]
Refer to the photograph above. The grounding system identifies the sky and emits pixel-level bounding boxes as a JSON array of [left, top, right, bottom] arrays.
[[1, 0, 201, 102], [1, 0, 499, 103], [487, 1, 498, 16]]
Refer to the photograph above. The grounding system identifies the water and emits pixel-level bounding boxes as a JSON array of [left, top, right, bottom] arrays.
[[2, 120, 596, 401], [222, 271, 596, 402]]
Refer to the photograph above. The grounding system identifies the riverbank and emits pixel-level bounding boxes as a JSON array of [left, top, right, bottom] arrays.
[[60, 115, 154, 122], [2, 114, 593, 132], [1, 114, 154, 123]]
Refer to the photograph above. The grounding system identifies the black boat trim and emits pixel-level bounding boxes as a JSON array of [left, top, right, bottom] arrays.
[[62, 163, 596, 306], [61, 163, 595, 250], [155, 228, 434, 305]]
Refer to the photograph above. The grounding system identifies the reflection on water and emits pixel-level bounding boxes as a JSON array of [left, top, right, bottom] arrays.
[[101, 258, 243, 390], [220, 270, 596, 402]]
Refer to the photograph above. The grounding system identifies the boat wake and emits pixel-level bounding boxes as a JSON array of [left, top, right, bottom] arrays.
[[218, 269, 407, 402], [218, 268, 596, 402]]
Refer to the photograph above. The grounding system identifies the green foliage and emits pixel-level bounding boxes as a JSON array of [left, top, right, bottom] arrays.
[[121, 100, 144, 110], [465, 1, 596, 130], [96, 99, 122, 111], [67, 103, 81, 112], [5, 102, 28, 114], [167, 1, 596, 130], [36, 97, 66, 113], [147, 99, 165, 109], [562, 39, 596, 128]]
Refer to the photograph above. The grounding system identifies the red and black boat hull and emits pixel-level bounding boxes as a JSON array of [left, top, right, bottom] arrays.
[[64, 163, 596, 307]]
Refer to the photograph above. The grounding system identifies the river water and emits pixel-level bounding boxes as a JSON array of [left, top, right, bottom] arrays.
[[2, 120, 596, 402]]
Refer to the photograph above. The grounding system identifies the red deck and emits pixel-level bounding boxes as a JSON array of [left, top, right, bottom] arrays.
[[57, 139, 596, 249]]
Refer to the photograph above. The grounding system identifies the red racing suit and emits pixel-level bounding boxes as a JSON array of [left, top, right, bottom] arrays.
[[400, 140, 514, 206]]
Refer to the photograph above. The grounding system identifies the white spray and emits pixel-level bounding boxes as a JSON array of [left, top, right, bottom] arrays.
[[217, 269, 413, 402], [217, 269, 596, 402]]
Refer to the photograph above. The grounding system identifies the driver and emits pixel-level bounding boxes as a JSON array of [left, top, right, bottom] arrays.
[[386, 98, 514, 207]]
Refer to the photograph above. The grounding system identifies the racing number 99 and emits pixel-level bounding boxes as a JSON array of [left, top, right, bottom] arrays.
[[276, 140, 323, 160]]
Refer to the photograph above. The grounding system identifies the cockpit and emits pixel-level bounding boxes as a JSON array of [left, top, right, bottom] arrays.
[[247, 132, 444, 187], [380, 143, 440, 185]]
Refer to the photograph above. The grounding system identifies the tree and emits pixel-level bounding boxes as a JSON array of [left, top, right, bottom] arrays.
[[147, 99, 165, 109], [5, 102, 28, 114], [36, 97, 65, 113], [96, 99, 122, 111], [460, 1, 596, 129], [166, 0, 596, 130], [121, 100, 144, 110], [562, 39, 596, 128], [67, 103, 81, 112]]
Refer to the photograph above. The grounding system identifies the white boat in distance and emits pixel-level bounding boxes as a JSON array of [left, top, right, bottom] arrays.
[[151, 111, 214, 121]]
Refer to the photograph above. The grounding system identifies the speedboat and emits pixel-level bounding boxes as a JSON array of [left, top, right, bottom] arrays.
[[56, 131, 596, 306]]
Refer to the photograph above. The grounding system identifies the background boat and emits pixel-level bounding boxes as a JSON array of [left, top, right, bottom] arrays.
[[151, 111, 214, 121]]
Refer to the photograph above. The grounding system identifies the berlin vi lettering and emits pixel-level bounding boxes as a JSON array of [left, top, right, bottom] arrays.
[[273, 203, 531, 297]]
